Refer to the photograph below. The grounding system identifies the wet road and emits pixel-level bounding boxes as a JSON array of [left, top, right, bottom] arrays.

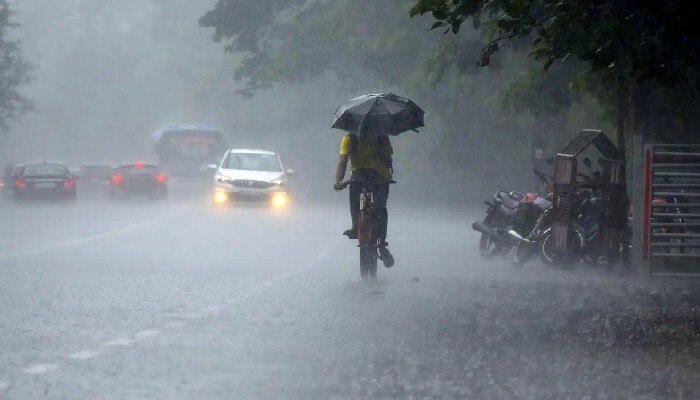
[[0, 193, 699, 399]]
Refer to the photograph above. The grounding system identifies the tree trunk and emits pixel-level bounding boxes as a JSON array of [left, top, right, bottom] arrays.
[[616, 78, 627, 158]]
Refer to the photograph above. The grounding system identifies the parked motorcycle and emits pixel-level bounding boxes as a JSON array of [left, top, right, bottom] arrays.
[[509, 194, 554, 265], [533, 174, 622, 265], [472, 190, 523, 258]]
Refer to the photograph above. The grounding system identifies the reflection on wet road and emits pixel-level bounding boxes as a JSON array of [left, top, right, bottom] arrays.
[[0, 195, 698, 399]]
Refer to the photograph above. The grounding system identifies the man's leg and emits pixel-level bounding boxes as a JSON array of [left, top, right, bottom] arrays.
[[344, 175, 360, 239], [375, 181, 393, 267], [375, 181, 390, 244]]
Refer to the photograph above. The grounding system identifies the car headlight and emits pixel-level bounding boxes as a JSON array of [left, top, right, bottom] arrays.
[[271, 192, 288, 208], [271, 179, 284, 186], [213, 190, 228, 204]]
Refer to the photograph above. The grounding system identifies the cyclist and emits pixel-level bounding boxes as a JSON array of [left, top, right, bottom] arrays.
[[334, 131, 394, 267]]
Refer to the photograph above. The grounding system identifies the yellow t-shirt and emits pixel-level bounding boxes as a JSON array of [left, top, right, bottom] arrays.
[[339, 134, 392, 179]]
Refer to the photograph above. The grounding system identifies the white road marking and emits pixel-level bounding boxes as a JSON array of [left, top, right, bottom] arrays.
[[163, 320, 186, 328], [135, 330, 160, 339], [67, 350, 100, 360], [201, 305, 222, 313], [8, 235, 344, 388], [179, 313, 204, 320], [24, 364, 59, 375], [104, 338, 134, 347], [0, 208, 185, 260]]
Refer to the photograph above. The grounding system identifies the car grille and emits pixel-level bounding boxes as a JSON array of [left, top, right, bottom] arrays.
[[231, 180, 273, 189]]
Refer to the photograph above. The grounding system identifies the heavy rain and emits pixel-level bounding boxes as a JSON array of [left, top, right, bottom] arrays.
[[0, 0, 699, 398]]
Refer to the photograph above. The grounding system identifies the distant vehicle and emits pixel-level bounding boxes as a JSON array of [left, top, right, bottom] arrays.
[[1, 164, 13, 194], [110, 163, 168, 200], [78, 164, 113, 198], [10, 162, 77, 202], [210, 149, 294, 208], [153, 124, 229, 179]]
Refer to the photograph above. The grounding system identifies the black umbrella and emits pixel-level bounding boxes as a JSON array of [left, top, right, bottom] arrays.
[[331, 93, 424, 136]]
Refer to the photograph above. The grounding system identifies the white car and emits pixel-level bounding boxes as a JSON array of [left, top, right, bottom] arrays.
[[210, 149, 294, 207]]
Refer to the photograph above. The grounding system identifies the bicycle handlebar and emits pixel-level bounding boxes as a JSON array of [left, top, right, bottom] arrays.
[[335, 179, 396, 191]]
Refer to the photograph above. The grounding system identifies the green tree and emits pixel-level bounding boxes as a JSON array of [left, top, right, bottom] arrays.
[[410, 0, 700, 151], [198, 0, 610, 198], [0, 0, 32, 132]]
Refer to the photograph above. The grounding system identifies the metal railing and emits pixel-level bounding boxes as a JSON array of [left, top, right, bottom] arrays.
[[642, 144, 700, 276]]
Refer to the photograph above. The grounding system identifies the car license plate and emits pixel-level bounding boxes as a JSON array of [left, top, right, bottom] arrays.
[[35, 182, 56, 189]]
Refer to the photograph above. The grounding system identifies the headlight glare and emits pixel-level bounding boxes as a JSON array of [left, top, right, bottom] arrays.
[[271, 192, 288, 208], [213, 190, 228, 204]]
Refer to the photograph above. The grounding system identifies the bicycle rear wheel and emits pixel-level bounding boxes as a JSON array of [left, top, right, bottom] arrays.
[[358, 210, 377, 280]]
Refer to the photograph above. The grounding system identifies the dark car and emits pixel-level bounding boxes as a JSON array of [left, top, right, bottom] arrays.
[[11, 162, 77, 201], [0, 164, 12, 196], [110, 163, 168, 200], [78, 164, 113, 198]]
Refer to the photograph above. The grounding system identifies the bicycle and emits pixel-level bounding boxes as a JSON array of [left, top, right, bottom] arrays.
[[337, 178, 395, 280]]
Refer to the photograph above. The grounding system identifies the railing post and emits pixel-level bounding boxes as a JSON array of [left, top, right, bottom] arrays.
[[632, 134, 647, 278]]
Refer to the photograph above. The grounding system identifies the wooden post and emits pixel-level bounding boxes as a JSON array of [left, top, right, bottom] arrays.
[[616, 78, 627, 158]]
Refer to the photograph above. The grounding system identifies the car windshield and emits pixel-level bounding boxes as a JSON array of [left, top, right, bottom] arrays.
[[21, 163, 69, 176], [225, 153, 281, 172]]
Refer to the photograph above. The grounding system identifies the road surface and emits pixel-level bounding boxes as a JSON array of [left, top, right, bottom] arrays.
[[0, 192, 698, 399]]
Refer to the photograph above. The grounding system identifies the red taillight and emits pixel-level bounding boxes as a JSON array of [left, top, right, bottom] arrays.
[[156, 174, 167, 183], [111, 175, 123, 184], [15, 179, 25, 187], [135, 162, 144, 169], [64, 178, 75, 188]]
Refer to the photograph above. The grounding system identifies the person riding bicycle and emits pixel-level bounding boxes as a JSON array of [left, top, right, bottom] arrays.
[[334, 129, 394, 267]]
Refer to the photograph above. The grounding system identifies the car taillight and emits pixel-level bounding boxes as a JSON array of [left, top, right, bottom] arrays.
[[64, 178, 75, 188], [156, 174, 167, 183], [15, 179, 25, 187], [111, 175, 123, 184]]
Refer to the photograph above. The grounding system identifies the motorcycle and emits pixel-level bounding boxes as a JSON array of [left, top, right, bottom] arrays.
[[509, 194, 554, 265], [526, 181, 615, 267], [472, 190, 524, 258]]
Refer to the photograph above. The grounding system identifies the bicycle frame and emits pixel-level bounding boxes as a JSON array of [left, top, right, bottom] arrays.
[[358, 184, 378, 246], [338, 177, 394, 280]]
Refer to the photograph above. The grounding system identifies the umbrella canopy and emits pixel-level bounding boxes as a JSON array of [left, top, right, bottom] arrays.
[[331, 93, 424, 136]]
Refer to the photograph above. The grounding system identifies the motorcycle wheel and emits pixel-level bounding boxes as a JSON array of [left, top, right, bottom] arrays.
[[582, 230, 613, 267], [479, 233, 506, 258], [512, 243, 534, 266], [538, 229, 584, 267]]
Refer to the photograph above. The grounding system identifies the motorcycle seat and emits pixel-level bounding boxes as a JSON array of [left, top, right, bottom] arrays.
[[498, 194, 521, 210]]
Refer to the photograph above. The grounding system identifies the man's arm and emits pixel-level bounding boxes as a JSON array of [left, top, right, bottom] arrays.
[[334, 154, 349, 189]]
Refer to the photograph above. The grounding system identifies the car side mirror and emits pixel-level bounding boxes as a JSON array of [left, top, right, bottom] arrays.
[[286, 169, 295, 175], [207, 164, 218, 171]]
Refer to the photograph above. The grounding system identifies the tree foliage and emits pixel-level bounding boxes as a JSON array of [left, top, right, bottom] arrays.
[[198, 0, 592, 198], [0, 0, 32, 132], [410, 0, 700, 86], [200, 0, 443, 97]]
